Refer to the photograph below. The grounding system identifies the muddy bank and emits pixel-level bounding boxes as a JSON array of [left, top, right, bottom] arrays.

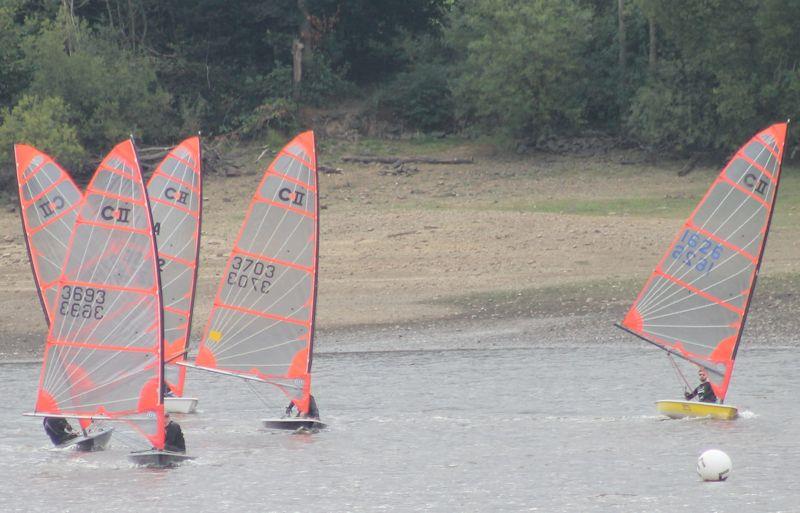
[[2, 140, 799, 360]]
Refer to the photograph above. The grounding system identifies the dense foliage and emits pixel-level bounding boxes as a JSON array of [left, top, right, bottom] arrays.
[[1, 0, 800, 184]]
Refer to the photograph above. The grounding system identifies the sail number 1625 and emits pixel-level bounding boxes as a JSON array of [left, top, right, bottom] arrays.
[[227, 256, 274, 294]]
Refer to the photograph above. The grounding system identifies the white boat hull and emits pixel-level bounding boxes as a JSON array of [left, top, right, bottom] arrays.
[[56, 427, 114, 452], [262, 418, 327, 431], [128, 449, 195, 467], [164, 397, 199, 414]]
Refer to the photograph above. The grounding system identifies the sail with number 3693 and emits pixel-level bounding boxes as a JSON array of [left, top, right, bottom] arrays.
[[26, 139, 193, 465], [617, 122, 788, 420]]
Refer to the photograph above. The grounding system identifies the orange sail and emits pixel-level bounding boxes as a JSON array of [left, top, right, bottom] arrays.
[[146, 137, 202, 397], [192, 131, 318, 414], [618, 123, 788, 402], [33, 140, 166, 449], [15, 145, 83, 326]]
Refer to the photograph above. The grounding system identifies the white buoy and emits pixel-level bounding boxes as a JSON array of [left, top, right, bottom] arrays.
[[697, 449, 732, 481]]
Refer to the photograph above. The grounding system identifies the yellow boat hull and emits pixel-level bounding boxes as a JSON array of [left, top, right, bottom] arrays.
[[656, 400, 738, 420]]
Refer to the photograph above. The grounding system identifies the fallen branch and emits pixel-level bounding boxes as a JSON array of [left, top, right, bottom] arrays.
[[341, 156, 473, 165], [319, 165, 343, 174]]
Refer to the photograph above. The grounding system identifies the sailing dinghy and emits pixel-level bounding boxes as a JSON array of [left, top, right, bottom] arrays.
[[16, 141, 204, 415], [146, 137, 203, 414], [617, 122, 788, 420], [24, 139, 193, 466], [15, 144, 113, 449], [182, 131, 325, 431]]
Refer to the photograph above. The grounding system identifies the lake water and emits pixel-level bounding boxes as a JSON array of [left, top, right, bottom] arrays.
[[1, 331, 799, 512]]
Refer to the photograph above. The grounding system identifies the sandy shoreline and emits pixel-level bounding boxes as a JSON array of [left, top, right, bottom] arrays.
[[2, 140, 799, 360]]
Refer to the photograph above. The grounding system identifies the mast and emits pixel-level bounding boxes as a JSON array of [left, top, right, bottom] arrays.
[[307, 132, 319, 374], [15, 146, 50, 326], [135, 136, 166, 411], [730, 119, 789, 364]]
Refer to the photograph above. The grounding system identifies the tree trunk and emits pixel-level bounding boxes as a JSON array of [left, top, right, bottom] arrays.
[[648, 13, 657, 72], [618, 0, 626, 73], [292, 38, 304, 99]]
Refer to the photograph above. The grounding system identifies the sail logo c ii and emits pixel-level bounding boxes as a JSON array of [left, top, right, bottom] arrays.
[[101, 205, 132, 224], [278, 187, 305, 206], [37, 195, 65, 218], [164, 187, 190, 205], [743, 173, 769, 197]]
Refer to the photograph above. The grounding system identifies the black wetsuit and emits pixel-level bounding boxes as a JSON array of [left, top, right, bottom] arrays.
[[685, 381, 718, 403], [43, 417, 77, 445], [162, 381, 175, 398], [164, 421, 186, 453], [285, 395, 320, 420], [306, 395, 320, 419]]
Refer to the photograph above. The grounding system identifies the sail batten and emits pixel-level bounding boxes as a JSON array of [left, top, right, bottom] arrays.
[[194, 131, 318, 412], [619, 123, 787, 402]]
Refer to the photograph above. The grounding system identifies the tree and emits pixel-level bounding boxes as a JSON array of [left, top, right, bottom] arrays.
[[447, 0, 593, 138]]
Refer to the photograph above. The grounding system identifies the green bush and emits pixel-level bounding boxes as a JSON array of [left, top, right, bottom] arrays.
[[446, 0, 593, 139], [0, 95, 85, 184], [626, 62, 719, 152], [23, 19, 175, 154], [375, 63, 454, 132], [236, 98, 298, 140]]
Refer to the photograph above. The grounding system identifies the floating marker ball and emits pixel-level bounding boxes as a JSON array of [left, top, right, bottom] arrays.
[[697, 449, 732, 481]]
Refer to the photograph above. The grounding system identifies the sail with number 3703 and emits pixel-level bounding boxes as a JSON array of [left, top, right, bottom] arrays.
[[617, 122, 788, 419], [184, 131, 324, 429]]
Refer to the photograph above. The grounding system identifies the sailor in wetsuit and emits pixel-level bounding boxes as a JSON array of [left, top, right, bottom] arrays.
[[162, 381, 176, 398], [43, 417, 78, 446], [285, 395, 320, 419], [163, 413, 186, 453], [684, 368, 718, 403]]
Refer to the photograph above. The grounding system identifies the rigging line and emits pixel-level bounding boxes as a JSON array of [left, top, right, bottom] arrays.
[[47, 199, 156, 393], [638, 259, 752, 318], [60, 173, 158, 355], [643, 323, 733, 329], [47, 303, 157, 400], [214, 176, 316, 339], [214, 152, 314, 330], [148, 151, 199, 257], [213, 157, 303, 331], [638, 205, 764, 314], [644, 327, 716, 351], [644, 300, 729, 321], [639, 195, 762, 313], [667, 353, 691, 392], [214, 335, 305, 360], [214, 260, 313, 350], [639, 207, 763, 317], [637, 144, 772, 311], [49, 181, 146, 388], [49, 323, 156, 400], [23, 162, 78, 303], [245, 378, 279, 411]]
